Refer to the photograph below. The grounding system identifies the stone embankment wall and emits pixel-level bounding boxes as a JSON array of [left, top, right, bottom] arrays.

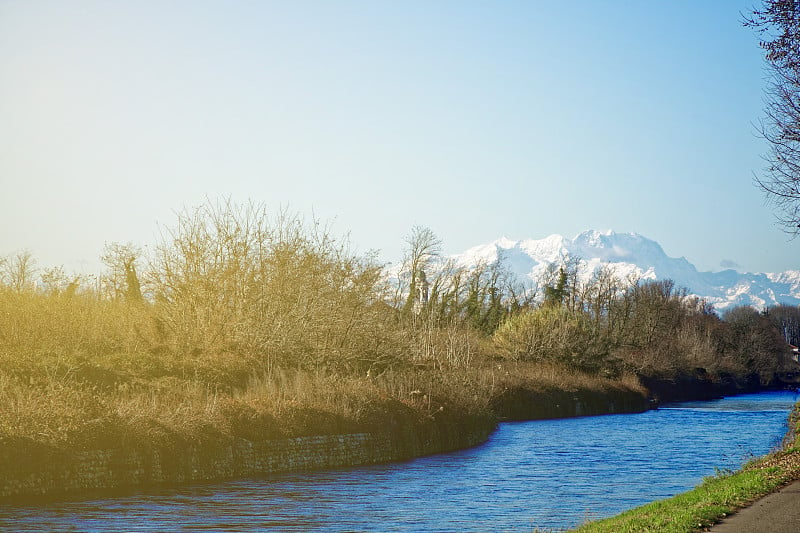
[[0, 423, 493, 502]]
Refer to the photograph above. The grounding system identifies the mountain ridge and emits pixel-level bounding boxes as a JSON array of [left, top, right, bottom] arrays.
[[450, 230, 800, 312]]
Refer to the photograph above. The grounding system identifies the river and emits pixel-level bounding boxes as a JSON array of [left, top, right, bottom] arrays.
[[1, 390, 796, 532]]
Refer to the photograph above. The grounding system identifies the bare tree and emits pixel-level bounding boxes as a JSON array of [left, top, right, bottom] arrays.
[[101, 242, 144, 302], [746, 0, 800, 233], [40, 266, 68, 296], [1, 250, 37, 293], [766, 303, 800, 345], [400, 225, 442, 318]]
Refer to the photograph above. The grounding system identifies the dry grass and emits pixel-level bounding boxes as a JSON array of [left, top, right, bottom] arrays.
[[0, 283, 644, 460]]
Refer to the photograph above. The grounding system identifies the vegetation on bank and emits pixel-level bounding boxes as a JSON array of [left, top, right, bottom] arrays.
[[0, 200, 796, 464], [571, 404, 800, 533]]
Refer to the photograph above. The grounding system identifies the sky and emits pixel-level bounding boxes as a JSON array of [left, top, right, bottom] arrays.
[[1, 0, 798, 276]]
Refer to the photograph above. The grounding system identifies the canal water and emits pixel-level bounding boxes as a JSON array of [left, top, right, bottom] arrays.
[[1, 390, 796, 532]]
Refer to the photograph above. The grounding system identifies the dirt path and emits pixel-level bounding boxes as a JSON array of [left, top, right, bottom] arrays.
[[708, 479, 800, 532]]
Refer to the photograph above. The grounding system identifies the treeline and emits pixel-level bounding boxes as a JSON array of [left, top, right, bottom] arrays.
[[1, 200, 796, 384]]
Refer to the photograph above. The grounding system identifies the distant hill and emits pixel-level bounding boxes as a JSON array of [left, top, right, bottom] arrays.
[[448, 230, 800, 312]]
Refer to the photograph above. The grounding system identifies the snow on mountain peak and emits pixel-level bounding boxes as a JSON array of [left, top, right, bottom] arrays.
[[572, 229, 614, 247], [495, 236, 517, 249]]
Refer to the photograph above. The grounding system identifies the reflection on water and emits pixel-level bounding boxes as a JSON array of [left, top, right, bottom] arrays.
[[1, 390, 796, 532]]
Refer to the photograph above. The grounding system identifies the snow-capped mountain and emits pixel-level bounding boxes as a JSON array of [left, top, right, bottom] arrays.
[[450, 230, 800, 312]]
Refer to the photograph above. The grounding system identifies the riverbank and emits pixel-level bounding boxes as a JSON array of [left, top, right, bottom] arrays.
[[571, 393, 800, 533], [0, 374, 650, 502], [3, 372, 790, 503]]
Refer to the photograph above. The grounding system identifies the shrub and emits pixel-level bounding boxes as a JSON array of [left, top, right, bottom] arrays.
[[494, 306, 601, 371], [147, 199, 401, 372]]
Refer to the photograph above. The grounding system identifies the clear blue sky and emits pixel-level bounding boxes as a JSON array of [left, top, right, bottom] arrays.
[[1, 0, 797, 275]]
